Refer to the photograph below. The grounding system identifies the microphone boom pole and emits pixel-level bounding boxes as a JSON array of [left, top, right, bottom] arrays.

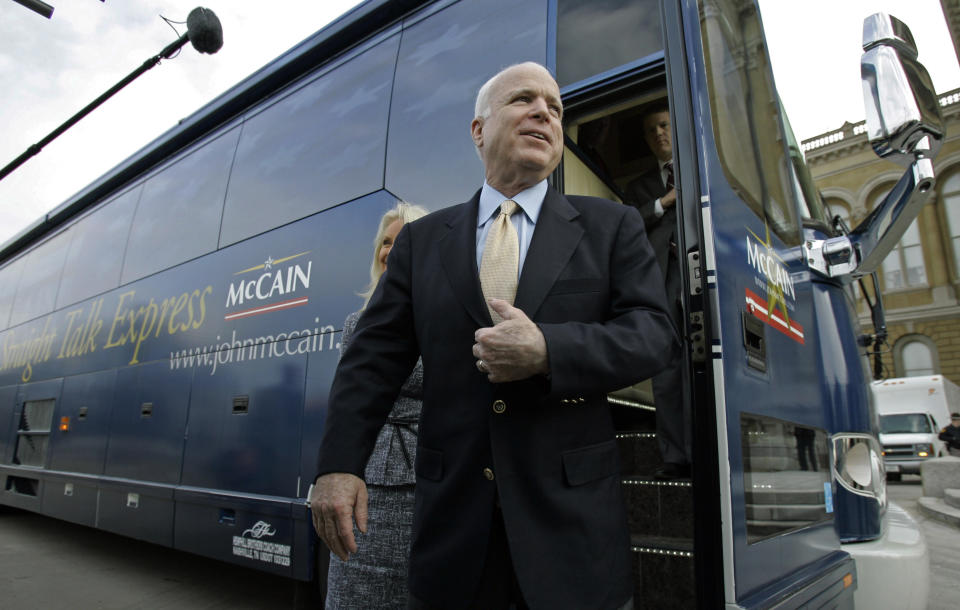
[[12, 0, 55, 19], [0, 7, 222, 183]]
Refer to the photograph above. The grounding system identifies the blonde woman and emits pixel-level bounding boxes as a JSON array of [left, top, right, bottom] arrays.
[[325, 201, 428, 610]]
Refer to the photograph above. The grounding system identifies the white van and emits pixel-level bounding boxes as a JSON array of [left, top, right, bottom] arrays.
[[871, 376, 958, 479]]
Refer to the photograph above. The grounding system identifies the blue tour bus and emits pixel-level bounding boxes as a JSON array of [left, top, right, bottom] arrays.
[[0, 0, 940, 607]]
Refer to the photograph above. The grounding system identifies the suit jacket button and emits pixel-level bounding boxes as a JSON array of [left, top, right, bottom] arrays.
[[492, 400, 506, 414], [483, 467, 495, 481]]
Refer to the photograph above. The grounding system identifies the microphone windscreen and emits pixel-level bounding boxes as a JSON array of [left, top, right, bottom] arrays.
[[187, 7, 223, 54]]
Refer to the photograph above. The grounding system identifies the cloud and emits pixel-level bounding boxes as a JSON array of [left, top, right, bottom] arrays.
[[0, 1, 361, 248]]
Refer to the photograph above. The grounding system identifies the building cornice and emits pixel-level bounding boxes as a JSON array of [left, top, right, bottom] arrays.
[[802, 88, 960, 165], [858, 302, 960, 327]]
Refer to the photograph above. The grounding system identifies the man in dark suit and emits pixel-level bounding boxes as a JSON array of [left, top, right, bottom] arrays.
[[310, 62, 677, 610], [625, 103, 691, 480]]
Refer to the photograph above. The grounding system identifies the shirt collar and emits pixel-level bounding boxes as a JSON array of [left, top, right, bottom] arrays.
[[478, 180, 547, 225], [659, 157, 674, 171]]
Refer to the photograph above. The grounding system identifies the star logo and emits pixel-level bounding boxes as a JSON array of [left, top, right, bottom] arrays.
[[233, 251, 310, 276], [746, 223, 791, 327]]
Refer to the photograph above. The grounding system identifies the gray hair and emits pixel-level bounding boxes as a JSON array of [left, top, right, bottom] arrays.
[[472, 62, 556, 158]]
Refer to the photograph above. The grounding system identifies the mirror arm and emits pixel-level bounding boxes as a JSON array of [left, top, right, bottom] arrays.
[[806, 156, 935, 279], [847, 156, 935, 275]]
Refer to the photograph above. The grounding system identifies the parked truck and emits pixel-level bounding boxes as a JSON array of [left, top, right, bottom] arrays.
[[873, 376, 958, 479]]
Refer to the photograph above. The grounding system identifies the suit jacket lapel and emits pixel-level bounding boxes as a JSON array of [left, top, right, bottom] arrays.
[[515, 187, 583, 319], [439, 191, 491, 327]]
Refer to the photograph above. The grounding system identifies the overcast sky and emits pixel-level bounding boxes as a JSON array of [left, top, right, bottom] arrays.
[[760, 0, 960, 141], [1, 0, 958, 247]]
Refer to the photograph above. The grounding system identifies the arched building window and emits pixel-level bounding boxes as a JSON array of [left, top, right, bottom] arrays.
[[825, 199, 852, 233], [894, 334, 939, 377], [872, 188, 926, 290], [826, 199, 860, 299], [941, 172, 960, 278]]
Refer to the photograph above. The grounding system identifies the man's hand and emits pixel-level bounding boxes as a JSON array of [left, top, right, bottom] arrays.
[[661, 188, 677, 210], [473, 299, 549, 383], [309, 473, 368, 561]]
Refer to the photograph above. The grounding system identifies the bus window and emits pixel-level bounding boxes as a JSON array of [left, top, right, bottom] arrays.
[[700, 0, 801, 246], [0, 256, 25, 331], [220, 34, 400, 247], [740, 413, 832, 543], [386, 0, 546, 209], [556, 0, 663, 87], [563, 93, 668, 205], [8, 229, 72, 327], [783, 112, 833, 233], [121, 127, 240, 284], [56, 185, 140, 308]]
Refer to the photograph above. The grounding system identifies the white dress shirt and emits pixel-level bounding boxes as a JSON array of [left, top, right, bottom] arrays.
[[475, 180, 546, 276]]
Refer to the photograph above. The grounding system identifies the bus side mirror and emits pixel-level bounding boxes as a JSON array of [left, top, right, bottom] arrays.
[[806, 14, 945, 279], [861, 13, 944, 164]]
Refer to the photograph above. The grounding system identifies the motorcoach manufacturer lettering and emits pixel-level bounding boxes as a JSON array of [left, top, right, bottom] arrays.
[[232, 520, 291, 566]]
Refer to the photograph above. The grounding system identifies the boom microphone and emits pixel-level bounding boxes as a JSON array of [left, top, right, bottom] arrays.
[[0, 6, 224, 182], [187, 7, 223, 55]]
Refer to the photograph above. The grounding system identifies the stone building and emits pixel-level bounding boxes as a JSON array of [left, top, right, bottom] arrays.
[[801, 89, 960, 383], [799, 2, 960, 384]]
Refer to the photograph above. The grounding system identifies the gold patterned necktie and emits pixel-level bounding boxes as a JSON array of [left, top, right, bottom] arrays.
[[479, 200, 520, 324]]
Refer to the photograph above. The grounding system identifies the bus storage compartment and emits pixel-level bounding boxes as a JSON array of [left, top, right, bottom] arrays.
[[40, 472, 98, 527], [96, 478, 175, 546], [173, 487, 304, 579], [180, 355, 307, 499], [45, 370, 116, 479], [102, 362, 192, 485]]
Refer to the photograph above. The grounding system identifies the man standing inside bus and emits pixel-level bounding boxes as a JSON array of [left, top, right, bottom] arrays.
[[310, 62, 677, 610], [625, 103, 691, 480]]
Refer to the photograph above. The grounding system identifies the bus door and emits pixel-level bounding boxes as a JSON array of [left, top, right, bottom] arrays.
[[554, 0, 699, 603], [693, 0, 855, 606], [0, 384, 16, 466], [2, 377, 63, 512]]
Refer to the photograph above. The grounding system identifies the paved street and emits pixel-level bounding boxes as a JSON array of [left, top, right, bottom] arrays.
[[887, 476, 960, 610], [1, 481, 958, 608], [0, 506, 306, 609]]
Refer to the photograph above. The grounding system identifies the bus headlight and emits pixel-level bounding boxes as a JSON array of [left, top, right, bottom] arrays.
[[832, 433, 886, 507]]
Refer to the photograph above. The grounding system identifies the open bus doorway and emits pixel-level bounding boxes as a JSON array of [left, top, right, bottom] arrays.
[[562, 88, 695, 461], [560, 86, 700, 607]]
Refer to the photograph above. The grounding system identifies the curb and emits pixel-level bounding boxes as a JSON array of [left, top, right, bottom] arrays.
[[918, 496, 960, 529], [946, 488, 960, 510]]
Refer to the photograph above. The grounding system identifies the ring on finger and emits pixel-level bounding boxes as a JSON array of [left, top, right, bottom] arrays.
[[476, 359, 486, 372]]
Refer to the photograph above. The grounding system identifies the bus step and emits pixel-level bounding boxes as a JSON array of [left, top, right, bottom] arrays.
[[609, 397, 657, 431], [616, 431, 660, 475], [621, 476, 693, 539], [630, 534, 695, 609]]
